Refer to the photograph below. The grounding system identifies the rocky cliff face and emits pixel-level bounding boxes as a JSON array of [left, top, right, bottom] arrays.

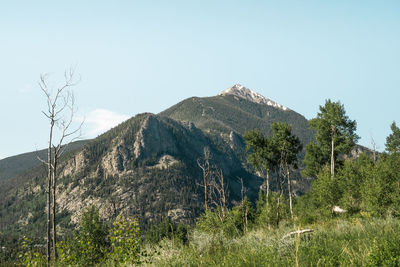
[[51, 113, 257, 228]]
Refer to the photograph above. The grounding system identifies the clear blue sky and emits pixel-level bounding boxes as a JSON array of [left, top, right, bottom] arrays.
[[1, 0, 399, 159]]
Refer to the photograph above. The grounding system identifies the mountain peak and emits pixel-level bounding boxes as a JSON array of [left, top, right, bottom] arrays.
[[219, 84, 288, 111]]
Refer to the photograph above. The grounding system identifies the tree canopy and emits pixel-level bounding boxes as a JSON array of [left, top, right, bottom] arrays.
[[385, 121, 400, 154], [303, 99, 359, 177]]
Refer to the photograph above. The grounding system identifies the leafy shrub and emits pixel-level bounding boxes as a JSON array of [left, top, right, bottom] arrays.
[[18, 236, 45, 267], [196, 198, 255, 238], [107, 216, 141, 264], [58, 206, 109, 265], [146, 217, 189, 245]]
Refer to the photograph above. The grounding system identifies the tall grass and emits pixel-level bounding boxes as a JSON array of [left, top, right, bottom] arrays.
[[144, 217, 400, 266]]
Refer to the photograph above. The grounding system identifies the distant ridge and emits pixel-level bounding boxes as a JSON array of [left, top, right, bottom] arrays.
[[0, 140, 89, 181]]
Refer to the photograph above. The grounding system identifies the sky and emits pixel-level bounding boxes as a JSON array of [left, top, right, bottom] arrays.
[[1, 0, 399, 159]]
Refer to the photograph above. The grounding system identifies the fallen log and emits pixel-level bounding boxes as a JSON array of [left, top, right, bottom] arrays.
[[283, 229, 314, 239]]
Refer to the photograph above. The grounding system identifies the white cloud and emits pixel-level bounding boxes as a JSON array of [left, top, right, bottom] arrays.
[[82, 109, 130, 138]]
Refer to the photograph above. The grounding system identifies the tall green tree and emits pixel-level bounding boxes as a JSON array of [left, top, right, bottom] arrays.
[[271, 122, 302, 218], [244, 130, 277, 203], [385, 121, 400, 154], [245, 123, 302, 223], [303, 99, 359, 178]]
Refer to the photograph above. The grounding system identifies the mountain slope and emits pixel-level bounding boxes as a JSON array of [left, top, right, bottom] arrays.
[[0, 85, 314, 244], [160, 84, 313, 146], [0, 112, 261, 238]]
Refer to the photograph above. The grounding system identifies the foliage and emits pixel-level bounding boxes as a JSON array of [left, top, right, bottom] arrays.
[[53, 207, 144, 266], [58, 206, 109, 265], [271, 122, 303, 170], [256, 191, 289, 227], [244, 129, 277, 173], [196, 198, 256, 238], [18, 236, 46, 267], [304, 99, 359, 177], [309, 166, 341, 213], [107, 216, 141, 264], [385, 121, 400, 154], [145, 217, 189, 245], [245, 122, 302, 225], [302, 152, 400, 221], [150, 217, 400, 266]]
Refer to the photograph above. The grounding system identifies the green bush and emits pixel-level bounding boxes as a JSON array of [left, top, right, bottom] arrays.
[[58, 206, 109, 265], [256, 191, 288, 228], [18, 236, 46, 267], [196, 198, 255, 238], [146, 217, 189, 245], [107, 216, 141, 264]]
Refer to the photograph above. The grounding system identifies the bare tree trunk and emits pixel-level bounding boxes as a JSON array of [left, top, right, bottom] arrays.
[[244, 204, 248, 233], [220, 170, 226, 218], [371, 135, 377, 163], [239, 178, 248, 232], [204, 171, 208, 211], [266, 170, 270, 206], [52, 148, 58, 260], [276, 165, 284, 227], [47, 120, 54, 265], [287, 167, 293, 219], [331, 127, 335, 177], [276, 193, 281, 227], [197, 147, 211, 211]]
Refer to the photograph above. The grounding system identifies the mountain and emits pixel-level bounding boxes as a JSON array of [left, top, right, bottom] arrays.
[[0, 85, 314, 243], [160, 84, 313, 145]]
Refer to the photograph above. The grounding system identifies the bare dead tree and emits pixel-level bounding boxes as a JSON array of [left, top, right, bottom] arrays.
[[208, 169, 228, 221], [370, 133, 378, 163], [276, 152, 284, 227], [285, 162, 293, 220], [238, 177, 249, 233], [38, 68, 83, 264], [197, 147, 212, 211]]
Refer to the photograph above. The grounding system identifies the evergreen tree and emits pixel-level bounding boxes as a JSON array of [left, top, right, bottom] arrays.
[[385, 121, 400, 154], [303, 99, 359, 177]]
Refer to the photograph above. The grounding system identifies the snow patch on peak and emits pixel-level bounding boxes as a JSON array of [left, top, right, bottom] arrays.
[[219, 84, 288, 111]]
